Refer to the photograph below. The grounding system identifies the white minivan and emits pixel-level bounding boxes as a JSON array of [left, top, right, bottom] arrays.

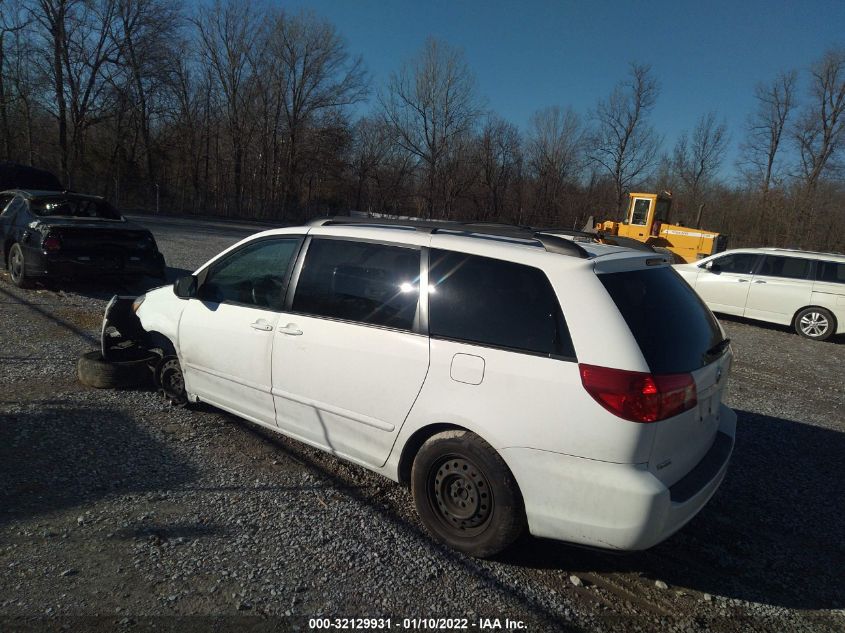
[[674, 248, 845, 341], [105, 218, 736, 557]]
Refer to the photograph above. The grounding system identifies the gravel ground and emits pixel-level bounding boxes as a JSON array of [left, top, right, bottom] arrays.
[[1, 215, 844, 633]]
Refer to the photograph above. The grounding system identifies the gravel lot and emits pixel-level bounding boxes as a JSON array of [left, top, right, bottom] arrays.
[[1, 214, 844, 633]]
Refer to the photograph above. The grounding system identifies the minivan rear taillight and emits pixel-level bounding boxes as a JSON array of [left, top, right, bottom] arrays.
[[579, 364, 697, 423]]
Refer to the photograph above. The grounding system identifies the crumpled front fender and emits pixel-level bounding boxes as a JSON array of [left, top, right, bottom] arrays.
[[101, 295, 149, 360]]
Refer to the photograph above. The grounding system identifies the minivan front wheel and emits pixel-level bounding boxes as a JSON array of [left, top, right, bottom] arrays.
[[411, 430, 525, 557], [794, 307, 836, 341]]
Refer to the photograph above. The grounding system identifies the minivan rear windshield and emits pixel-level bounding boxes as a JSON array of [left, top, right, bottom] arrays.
[[599, 267, 725, 374]]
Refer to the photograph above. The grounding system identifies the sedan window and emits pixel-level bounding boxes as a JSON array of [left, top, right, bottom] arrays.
[[199, 237, 301, 310], [1, 195, 25, 217]]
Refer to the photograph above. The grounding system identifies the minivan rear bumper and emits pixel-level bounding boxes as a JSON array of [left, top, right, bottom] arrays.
[[501, 404, 736, 550]]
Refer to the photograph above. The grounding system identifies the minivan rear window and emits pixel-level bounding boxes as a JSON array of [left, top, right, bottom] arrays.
[[816, 260, 845, 284], [599, 267, 724, 374]]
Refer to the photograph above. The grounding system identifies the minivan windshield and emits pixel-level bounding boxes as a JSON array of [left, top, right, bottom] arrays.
[[599, 267, 725, 374]]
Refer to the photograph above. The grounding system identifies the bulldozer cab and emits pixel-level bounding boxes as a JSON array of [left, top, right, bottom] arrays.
[[625, 192, 672, 230]]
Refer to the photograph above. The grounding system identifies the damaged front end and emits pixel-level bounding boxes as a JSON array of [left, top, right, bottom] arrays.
[[101, 295, 152, 361]]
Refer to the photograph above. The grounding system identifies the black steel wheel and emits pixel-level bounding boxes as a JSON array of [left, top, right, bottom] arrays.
[[8, 243, 33, 288], [156, 355, 187, 406], [412, 430, 525, 557]]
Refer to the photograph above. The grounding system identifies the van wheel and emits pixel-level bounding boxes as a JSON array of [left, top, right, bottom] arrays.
[[794, 307, 835, 341], [156, 355, 187, 406], [411, 430, 525, 557]]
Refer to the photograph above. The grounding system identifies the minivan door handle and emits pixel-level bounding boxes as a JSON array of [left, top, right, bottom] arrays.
[[277, 323, 303, 336], [753, 280, 766, 284], [737, 278, 749, 283], [250, 320, 274, 331]]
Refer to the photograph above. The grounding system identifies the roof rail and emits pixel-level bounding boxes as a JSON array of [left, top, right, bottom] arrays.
[[309, 216, 592, 258]]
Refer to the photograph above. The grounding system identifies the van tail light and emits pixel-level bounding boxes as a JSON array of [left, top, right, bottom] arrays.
[[42, 234, 62, 252], [579, 364, 697, 423]]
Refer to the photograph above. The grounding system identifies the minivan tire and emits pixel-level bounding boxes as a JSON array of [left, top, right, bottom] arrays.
[[411, 430, 525, 558], [155, 355, 188, 406], [77, 350, 155, 389], [794, 307, 836, 341]]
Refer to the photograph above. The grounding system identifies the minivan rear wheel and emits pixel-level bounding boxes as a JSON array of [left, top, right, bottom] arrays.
[[411, 430, 525, 558], [794, 307, 835, 341]]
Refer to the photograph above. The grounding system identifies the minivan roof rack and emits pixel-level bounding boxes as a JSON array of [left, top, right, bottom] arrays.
[[309, 216, 593, 259]]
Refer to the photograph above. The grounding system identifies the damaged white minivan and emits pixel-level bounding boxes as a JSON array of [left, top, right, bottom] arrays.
[[101, 218, 736, 557]]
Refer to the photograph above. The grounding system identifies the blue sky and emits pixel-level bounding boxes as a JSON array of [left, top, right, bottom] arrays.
[[275, 0, 843, 178]]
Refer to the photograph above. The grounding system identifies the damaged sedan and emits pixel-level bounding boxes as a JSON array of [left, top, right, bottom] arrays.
[[1, 189, 166, 288]]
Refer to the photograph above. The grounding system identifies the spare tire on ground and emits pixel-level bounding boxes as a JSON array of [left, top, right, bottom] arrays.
[[77, 349, 157, 389]]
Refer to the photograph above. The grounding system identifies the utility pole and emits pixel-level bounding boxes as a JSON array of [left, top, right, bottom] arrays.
[[155, 183, 160, 215]]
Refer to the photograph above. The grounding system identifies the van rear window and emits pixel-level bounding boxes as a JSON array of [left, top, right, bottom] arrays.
[[816, 260, 845, 284], [599, 267, 724, 374]]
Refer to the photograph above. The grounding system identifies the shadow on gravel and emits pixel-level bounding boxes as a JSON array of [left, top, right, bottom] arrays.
[[113, 522, 230, 543], [0, 284, 98, 344], [502, 409, 845, 610], [0, 405, 198, 528], [225, 415, 584, 632]]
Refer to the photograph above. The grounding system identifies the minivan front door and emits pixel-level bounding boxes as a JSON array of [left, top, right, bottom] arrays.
[[271, 238, 429, 469], [178, 236, 302, 426], [694, 252, 760, 315]]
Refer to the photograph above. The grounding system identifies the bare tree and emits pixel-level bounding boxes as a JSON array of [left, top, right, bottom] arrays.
[[794, 48, 845, 194], [194, 0, 263, 214], [381, 37, 482, 219], [114, 0, 183, 190], [265, 9, 367, 218], [589, 62, 661, 213], [672, 111, 729, 219], [526, 105, 583, 222], [473, 115, 521, 219], [739, 70, 797, 195], [31, 0, 74, 181], [0, 1, 31, 159]]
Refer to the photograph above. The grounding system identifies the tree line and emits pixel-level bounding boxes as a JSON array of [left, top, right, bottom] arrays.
[[1, 0, 844, 251]]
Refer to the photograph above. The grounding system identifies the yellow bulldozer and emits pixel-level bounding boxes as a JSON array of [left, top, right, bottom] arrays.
[[592, 192, 727, 263]]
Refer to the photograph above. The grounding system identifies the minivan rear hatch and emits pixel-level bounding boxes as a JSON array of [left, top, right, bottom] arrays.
[[599, 266, 731, 487]]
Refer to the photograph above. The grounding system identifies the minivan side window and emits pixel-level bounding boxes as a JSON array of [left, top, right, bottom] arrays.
[[708, 253, 759, 274], [292, 238, 421, 331], [757, 255, 811, 280], [198, 237, 301, 310], [816, 260, 845, 284], [428, 250, 575, 359]]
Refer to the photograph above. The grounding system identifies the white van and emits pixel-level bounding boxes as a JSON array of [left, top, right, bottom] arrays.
[[674, 248, 845, 341], [104, 218, 736, 557]]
